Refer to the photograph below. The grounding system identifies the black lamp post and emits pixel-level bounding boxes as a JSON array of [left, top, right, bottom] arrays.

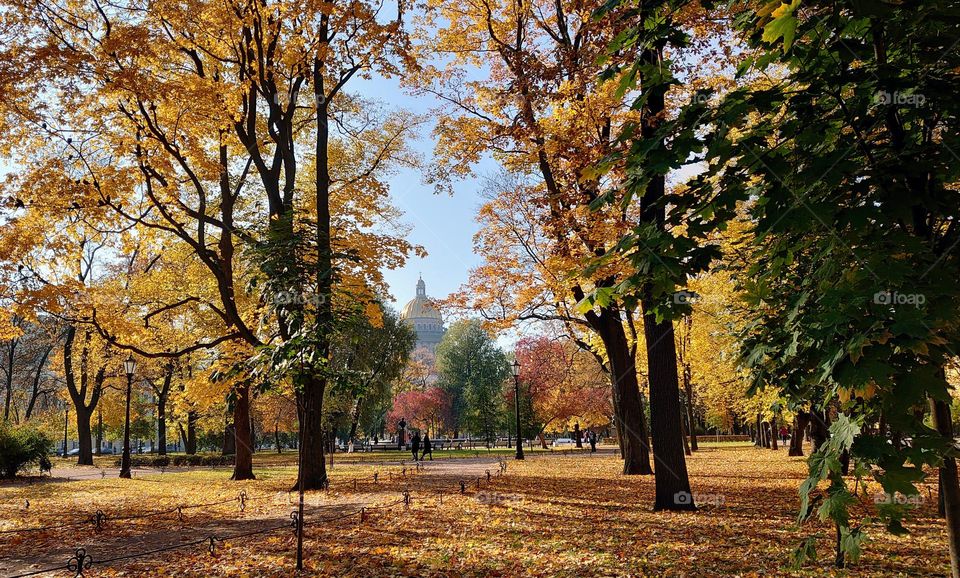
[[119, 354, 136, 478], [511, 359, 524, 460]]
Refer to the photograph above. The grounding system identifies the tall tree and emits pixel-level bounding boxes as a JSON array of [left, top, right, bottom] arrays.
[[0, 0, 420, 489], [425, 0, 655, 473]]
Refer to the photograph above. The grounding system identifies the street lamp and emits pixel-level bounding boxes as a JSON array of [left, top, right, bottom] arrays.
[[119, 354, 137, 478], [511, 359, 524, 460]]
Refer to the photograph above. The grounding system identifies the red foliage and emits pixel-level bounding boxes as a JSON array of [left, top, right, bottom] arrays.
[[387, 387, 450, 434], [513, 336, 610, 432]]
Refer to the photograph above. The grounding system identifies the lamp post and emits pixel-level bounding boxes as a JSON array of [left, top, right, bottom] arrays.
[[511, 359, 524, 460], [119, 354, 136, 479]]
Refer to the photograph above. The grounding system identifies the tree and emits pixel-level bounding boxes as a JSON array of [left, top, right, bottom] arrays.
[[388, 388, 449, 437], [0, 0, 422, 490], [514, 335, 611, 447], [435, 320, 509, 441], [678, 0, 960, 569], [328, 306, 416, 445], [424, 0, 654, 473]]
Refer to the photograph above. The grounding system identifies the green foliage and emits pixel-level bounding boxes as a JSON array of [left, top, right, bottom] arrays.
[[666, 0, 960, 567], [0, 422, 53, 478], [584, 0, 725, 322], [435, 320, 510, 441]]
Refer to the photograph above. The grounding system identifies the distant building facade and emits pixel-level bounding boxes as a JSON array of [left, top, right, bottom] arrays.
[[400, 277, 446, 352]]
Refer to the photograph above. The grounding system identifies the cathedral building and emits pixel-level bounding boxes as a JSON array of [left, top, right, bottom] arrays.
[[400, 277, 446, 352]]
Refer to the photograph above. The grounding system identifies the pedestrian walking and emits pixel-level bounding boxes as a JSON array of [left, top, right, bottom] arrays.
[[411, 431, 421, 460], [421, 433, 433, 461]]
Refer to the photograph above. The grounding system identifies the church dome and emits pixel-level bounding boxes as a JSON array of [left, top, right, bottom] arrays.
[[401, 278, 443, 321]]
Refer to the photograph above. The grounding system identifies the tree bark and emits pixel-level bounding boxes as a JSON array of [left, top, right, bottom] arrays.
[[232, 384, 255, 480], [156, 401, 166, 456], [294, 374, 328, 490], [24, 345, 52, 420], [593, 307, 652, 475], [349, 396, 363, 443], [789, 413, 810, 456], [95, 409, 103, 456], [683, 362, 698, 451], [770, 415, 778, 450], [810, 409, 829, 453], [63, 327, 102, 466], [75, 405, 93, 466], [679, 410, 692, 456], [642, 309, 694, 510], [3, 336, 16, 421], [931, 397, 960, 577], [155, 366, 172, 456], [186, 411, 197, 454]]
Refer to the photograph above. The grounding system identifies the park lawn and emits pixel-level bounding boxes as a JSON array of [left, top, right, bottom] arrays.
[[0, 446, 947, 577], [47, 445, 581, 472]]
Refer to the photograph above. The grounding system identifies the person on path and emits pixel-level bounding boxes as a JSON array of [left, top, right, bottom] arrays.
[[421, 433, 433, 461], [779, 425, 789, 445], [588, 430, 597, 453], [411, 431, 421, 461]]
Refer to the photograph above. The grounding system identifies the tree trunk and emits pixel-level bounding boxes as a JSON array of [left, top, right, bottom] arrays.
[[24, 345, 53, 420], [155, 367, 172, 456], [349, 396, 363, 443], [642, 310, 694, 510], [574, 423, 582, 448], [931, 397, 960, 577], [755, 414, 763, 447], [679, 410, 692, 456], [156, 397, 167, 456], [3, 338, 15, 421], [810, 409, 829, 453], [95, 410, 103, 456], [294, 374, 327, 490], [186, 411, 197, 454], [770, 415, 778, 450], [75, 405, 93, 466], [232, 384, 255, 480], [63, 327, 101, 466], [789, 413, 810, 457], [593, 307, 652, 475], [683, 363, 698, 452]]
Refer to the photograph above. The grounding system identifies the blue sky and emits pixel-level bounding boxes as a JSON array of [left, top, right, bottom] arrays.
[[354, 75, 493, 315]]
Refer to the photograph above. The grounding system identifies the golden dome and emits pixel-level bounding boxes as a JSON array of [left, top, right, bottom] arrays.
[[401, 278, 443, 321]]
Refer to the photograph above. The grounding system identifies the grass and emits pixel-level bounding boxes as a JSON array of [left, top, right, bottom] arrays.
[[1, 445, 947, 576]]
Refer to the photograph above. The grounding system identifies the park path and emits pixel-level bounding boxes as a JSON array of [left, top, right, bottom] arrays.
[[1, 457, 503, 577]]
